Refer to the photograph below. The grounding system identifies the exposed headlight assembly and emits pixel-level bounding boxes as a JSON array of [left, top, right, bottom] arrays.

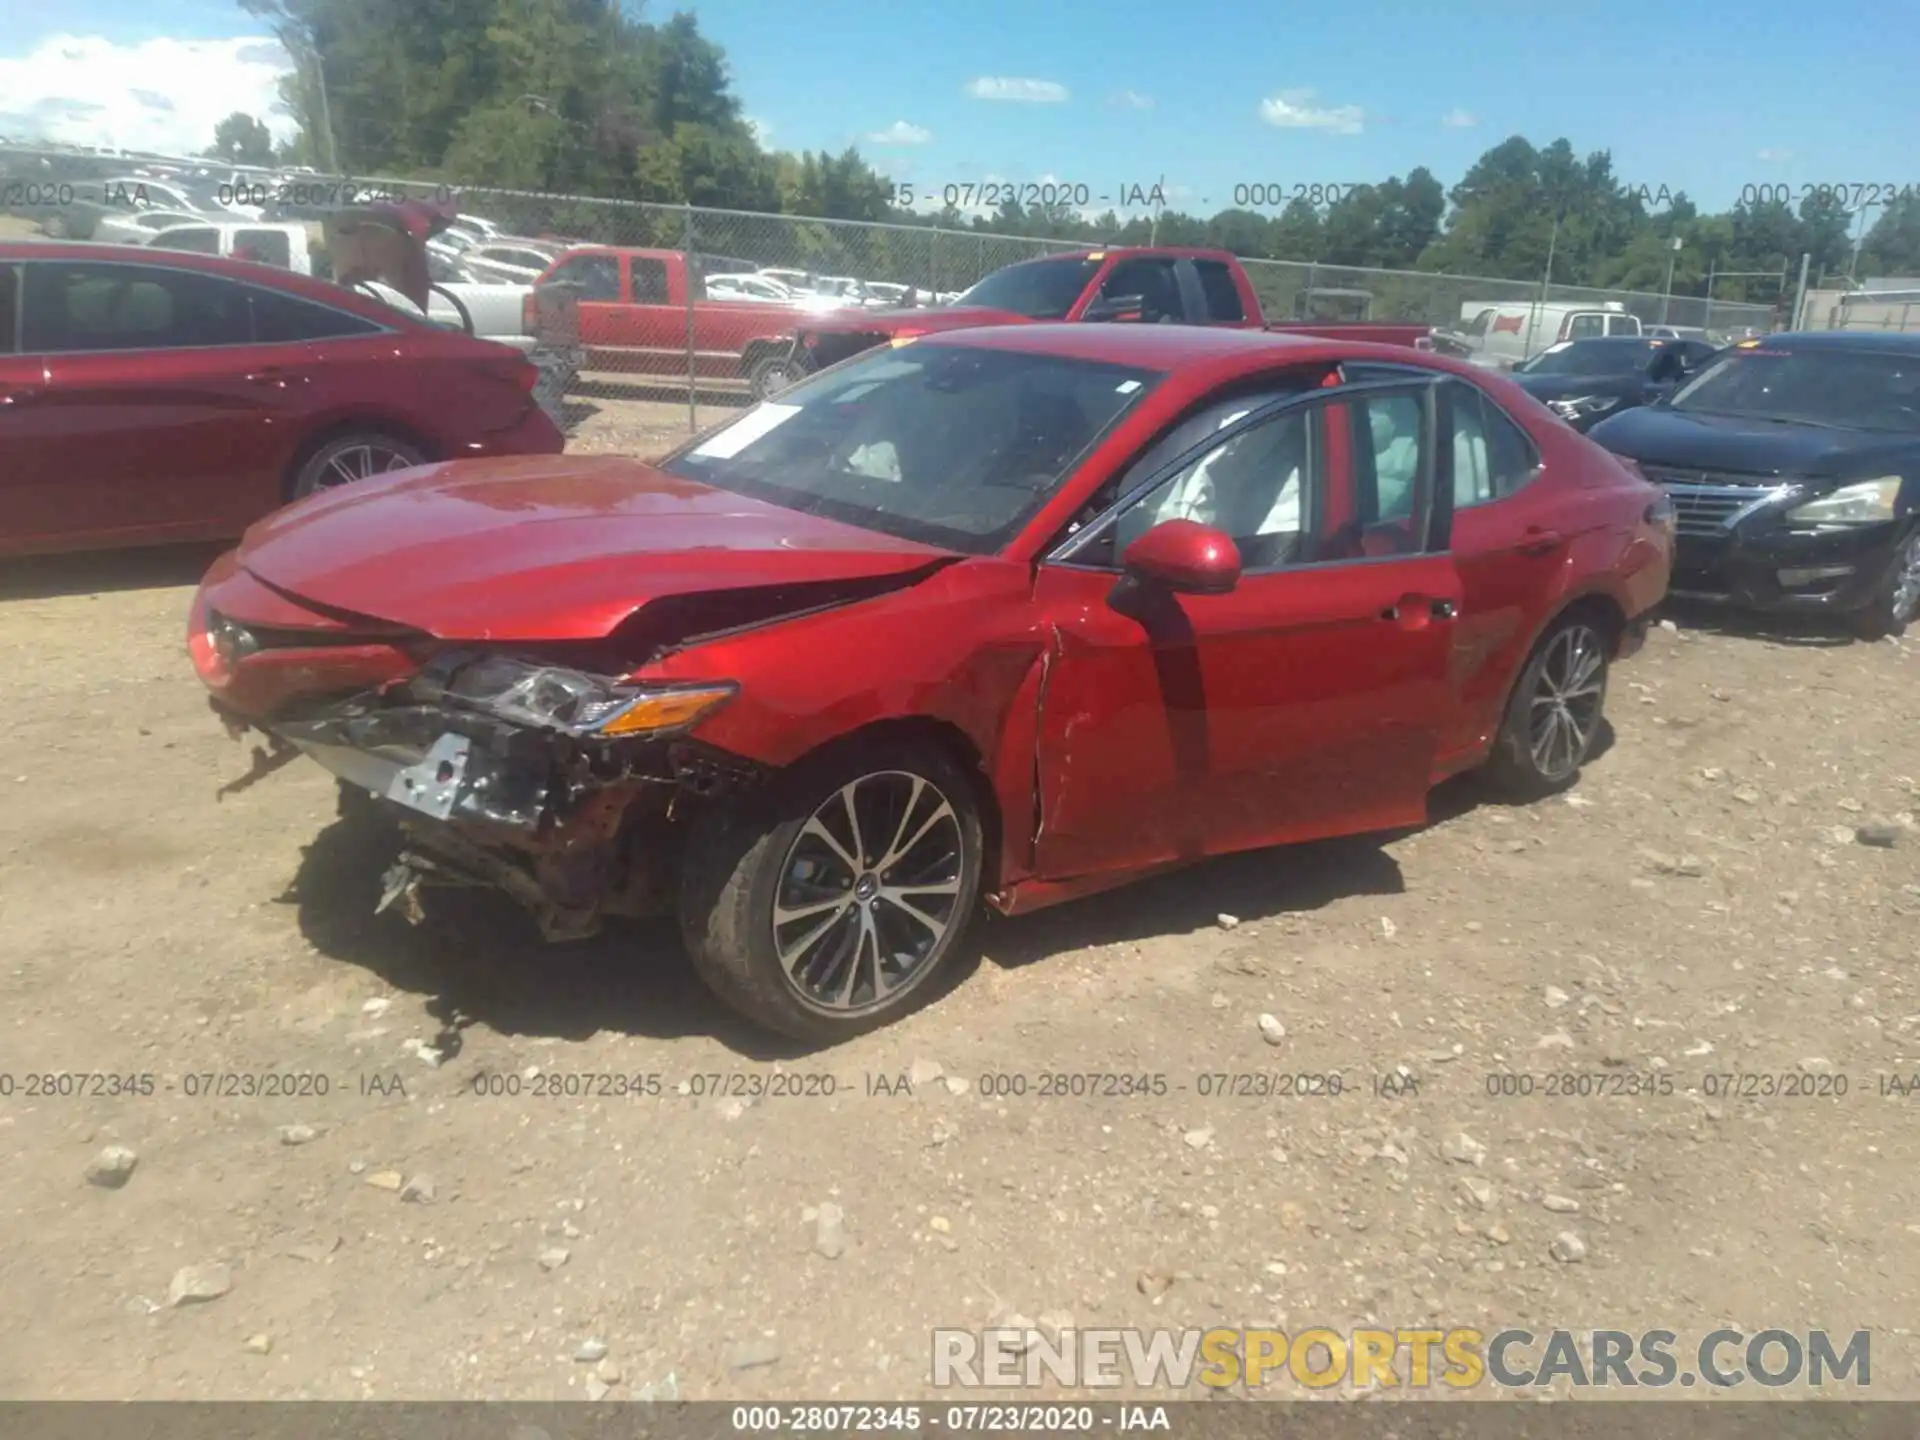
[[436, 656, 735, 739], [1785, 477, 1902, 527]]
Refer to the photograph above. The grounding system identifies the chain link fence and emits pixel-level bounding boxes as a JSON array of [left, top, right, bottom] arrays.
[[1, 142, 1781, 436]]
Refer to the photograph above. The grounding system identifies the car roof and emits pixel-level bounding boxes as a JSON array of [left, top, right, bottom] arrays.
[[1744, 330, 1920, 355], [0, 240, 435, 329], [925, 321, 1471, 376], [1001, 245, 1237, 265]]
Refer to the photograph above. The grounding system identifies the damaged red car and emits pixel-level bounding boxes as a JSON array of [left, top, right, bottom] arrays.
[[189, 325, 1673, 1042]]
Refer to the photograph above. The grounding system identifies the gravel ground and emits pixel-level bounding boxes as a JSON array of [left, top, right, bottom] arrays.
[[1, 403, 1917, 1402]]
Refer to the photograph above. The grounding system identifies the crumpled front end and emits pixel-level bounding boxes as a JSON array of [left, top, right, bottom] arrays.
[[226, 649, 760, 939]]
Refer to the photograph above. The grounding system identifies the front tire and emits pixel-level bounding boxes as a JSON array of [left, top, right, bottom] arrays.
[[678, 741, 984, 1044], [1484, 615, 1610, 798], [1847, 528, 1920, 640], [290, 431, 426, 500]]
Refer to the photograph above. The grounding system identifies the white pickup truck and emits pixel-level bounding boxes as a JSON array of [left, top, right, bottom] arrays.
[[140, 219, 581, 414]]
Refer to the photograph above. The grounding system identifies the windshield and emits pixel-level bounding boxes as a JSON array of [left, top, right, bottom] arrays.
[[1517, 339, 1655, 377], [1669, 348, 1920, 432], [954, 257, 1101, 319], [662, 341, 1159, 552]]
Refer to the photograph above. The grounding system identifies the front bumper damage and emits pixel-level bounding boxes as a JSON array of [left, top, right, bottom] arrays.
[[213, 658, 767, 940]]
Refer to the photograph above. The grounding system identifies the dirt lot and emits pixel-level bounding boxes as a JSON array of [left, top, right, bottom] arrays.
[[2, 397, 1917, 1402]]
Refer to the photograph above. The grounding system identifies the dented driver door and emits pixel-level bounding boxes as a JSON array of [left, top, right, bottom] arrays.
[[1028, 383, 1462, 882]]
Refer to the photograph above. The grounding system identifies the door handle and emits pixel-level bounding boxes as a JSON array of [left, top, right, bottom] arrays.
[[1517, 527, 1565, 556], [243, 368, 305, 385], [0, 389, 44, 407], [1379, 595, 1456, 625]]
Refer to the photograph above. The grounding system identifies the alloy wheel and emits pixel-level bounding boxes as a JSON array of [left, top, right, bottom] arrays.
[[316, 443, 418, 489], [772, 770, 966, 1014], [1527, 624, 1605, 781]]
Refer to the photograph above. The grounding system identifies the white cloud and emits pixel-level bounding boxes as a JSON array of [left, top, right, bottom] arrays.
[[745, 116, 773, 146], [1110, 89, 1154, 109], [1258, 88, 1364, 135], [1441, 108, 1477, 129], [964, 76, 1069, 103], [0, 33, 297, 155], [863, 120, 931, 145], [1756, 147, 1793, 162]]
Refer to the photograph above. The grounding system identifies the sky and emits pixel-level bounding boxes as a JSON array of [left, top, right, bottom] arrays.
[[1, 0, 1915, 218]]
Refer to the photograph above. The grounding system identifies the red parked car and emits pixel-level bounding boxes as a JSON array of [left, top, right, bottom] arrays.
[[189, 325, 1673, 1042], [0, 240, 564, 556]]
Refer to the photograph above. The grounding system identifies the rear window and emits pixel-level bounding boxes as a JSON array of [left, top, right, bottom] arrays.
[[250, 288, 382, 343]]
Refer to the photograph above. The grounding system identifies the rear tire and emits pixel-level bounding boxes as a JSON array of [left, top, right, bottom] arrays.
[[1483, 615, 1610, 799], [1846, 529, 1919, 640], [290, 431, 426, 500], [677, 741, 983, 1044]]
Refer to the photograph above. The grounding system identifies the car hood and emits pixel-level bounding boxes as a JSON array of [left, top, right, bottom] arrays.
[[235, 455, 959, 641], [1586, 405, 1919, 479], [797, 305, 1034, 337]]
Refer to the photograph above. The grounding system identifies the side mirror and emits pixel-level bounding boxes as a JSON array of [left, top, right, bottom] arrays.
[[1119, 520, 1242, 596], [1084, 293, 1146, 323]]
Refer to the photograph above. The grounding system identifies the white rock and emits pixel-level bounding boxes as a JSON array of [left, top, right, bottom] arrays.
[[1550, 1231, 1588, 1263], [574, 1338, 609, 1363], [1257, 1014, 1286, 1045], [83, 1145, 139, 1189], [814, 1202, 847, 1259], [167, 1263, 233, 1306]]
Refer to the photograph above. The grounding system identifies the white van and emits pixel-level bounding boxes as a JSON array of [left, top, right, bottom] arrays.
[[1455, 300, 1642, 369]]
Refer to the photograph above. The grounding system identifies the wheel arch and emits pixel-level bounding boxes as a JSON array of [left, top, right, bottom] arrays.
[[772, 716, 1006, 894]]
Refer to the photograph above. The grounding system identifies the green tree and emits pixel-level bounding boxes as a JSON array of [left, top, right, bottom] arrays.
[[208, 112, 276, 165], [1860, 194, 1920, 276]]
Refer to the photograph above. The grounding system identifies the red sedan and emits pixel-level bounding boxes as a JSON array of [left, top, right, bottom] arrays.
[[0, 242, 564, 556], [189, 325, 1673, 1042]]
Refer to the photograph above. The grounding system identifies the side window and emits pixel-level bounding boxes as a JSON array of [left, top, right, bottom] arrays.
[[0, 264, 18, 355], [1192, 260, 1246, 323], [632, 259, 669, 304], [1353, 394, 1424, 526], [547, 255, 621, 301], [250, 289, 382, 343], [1104, 405, 1321, 571], [150, 227, 221, 255], [1447, 382, 1541, 506], [1098, 257, 1183, 323], [1606, 313, 1640, 336], [20, 262, 253, 352], [234, 229, 293, 270], [1566, 313, 1605, 340]]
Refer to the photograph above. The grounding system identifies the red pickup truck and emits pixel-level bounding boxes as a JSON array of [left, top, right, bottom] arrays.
[[529, 246, 813, 389], [756, 246, 1437, 399]]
